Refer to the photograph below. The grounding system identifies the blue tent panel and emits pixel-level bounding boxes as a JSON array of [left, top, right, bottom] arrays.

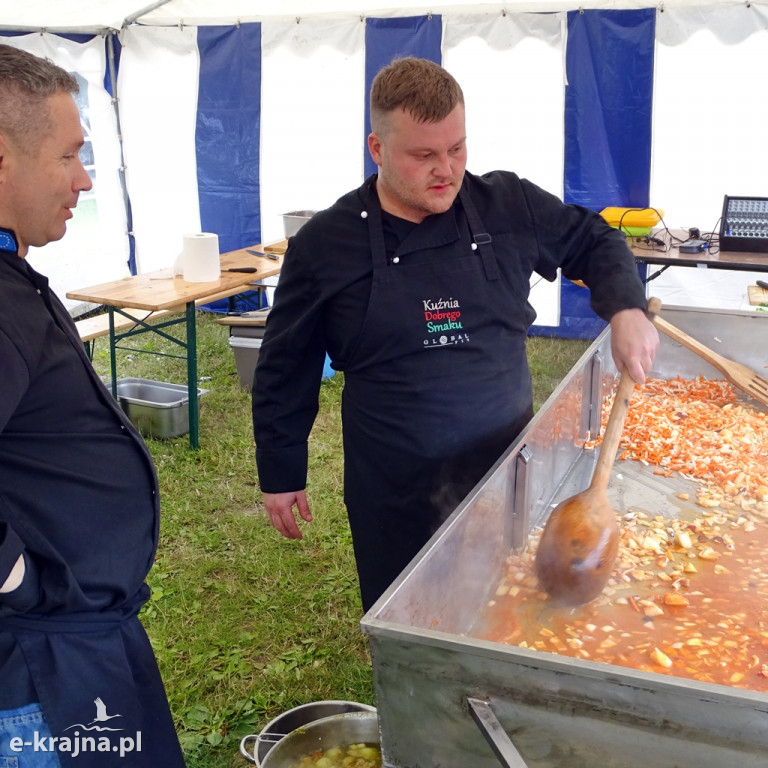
[[564, 8, 655, 210], [196, 23, 262, 255], [545, 8, 655, 339]]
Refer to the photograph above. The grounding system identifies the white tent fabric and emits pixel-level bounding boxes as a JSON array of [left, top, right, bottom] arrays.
[[119, 25, 202, 275], [651, 5, 768, 308], [2, 0, 768, 320], [259, 17, 366, 244]]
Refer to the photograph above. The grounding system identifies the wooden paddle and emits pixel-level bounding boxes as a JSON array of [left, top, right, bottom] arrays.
[[647, 297, 768, 409], [534, 370, 634, 605]]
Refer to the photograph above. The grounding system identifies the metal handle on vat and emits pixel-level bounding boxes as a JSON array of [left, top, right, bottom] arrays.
[[465, 696, 530, 768], [239, 733, 259, 764], [239, 731, 285, 766]]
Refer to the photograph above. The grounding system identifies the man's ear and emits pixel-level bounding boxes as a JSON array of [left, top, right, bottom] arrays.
[[0, 133, 9, 175], [367, 132, 382, 168]]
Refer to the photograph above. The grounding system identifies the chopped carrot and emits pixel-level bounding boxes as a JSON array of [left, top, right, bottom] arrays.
[[587, 376, 767, 505]]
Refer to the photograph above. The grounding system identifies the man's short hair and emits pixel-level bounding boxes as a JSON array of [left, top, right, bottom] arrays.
[[370, 57, 464, 135], [0, 44, 79, 155]]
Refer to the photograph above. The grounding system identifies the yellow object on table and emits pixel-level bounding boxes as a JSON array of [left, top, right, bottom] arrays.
[[600, 206, 664, 236]]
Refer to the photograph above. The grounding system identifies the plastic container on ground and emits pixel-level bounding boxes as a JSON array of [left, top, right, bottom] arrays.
[[229, 335, 263, 389]]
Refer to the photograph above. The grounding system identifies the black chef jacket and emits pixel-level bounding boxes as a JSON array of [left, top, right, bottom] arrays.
[[0, 231, 184, 766], [253, 170, 646, 609]]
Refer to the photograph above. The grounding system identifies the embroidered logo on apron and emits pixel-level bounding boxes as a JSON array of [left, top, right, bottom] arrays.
[[422, 297, 470, 348]]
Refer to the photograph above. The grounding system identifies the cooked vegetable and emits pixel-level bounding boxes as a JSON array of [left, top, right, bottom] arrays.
[[479, 377, 768, 691], [291, 742, 381, 768], [588, 376, 767, 509]]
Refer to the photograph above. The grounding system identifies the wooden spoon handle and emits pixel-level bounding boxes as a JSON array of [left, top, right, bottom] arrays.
[[590, 370, 635, 492], [647, 297, 731, 377]]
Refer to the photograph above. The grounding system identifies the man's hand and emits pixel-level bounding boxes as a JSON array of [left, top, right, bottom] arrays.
[[609, 307, 659, 384], [262, 491, 313, 540]]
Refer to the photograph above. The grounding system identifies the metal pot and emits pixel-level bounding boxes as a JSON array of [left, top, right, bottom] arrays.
[[282, 211, 315, 238], [260, 711, 380, 768], [240, 701, 376, 765]]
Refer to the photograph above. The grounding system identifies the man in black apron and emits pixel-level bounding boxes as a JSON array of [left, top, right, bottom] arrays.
[[0, 45, 185, 766], [253, 57, 658, 612]]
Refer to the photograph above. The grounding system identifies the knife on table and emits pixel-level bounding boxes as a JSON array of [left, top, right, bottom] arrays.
[[246, 249, 280, 260]]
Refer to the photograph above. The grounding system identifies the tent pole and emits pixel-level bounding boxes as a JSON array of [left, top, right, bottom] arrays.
[[106, 32, 137, 275], [122, 0, 176, 27]]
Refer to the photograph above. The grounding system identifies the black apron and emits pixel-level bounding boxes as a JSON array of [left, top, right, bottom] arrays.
[[0, 254, 185, 767], [2, 609, 185, 767], [340, 180, 534, 610]]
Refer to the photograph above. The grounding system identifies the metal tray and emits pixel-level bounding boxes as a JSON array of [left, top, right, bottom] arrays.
[[115, 377, 208, 438]]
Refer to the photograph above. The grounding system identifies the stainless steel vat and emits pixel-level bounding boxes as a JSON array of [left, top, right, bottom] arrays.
[[361, 305, 768, 768]]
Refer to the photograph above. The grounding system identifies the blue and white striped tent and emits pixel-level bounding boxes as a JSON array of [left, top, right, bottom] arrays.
[[2, 0, 767, 335]]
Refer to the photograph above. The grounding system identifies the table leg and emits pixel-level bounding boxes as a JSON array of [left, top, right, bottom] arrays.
[[185, 302, 199, 450], [109, 307, 118, 399]]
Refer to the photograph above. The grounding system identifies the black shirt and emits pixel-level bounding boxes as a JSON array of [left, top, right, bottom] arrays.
[[253, 170, 647, 495], [0, 237, 159, 709]]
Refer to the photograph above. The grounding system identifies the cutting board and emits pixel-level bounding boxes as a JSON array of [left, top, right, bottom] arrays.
[[215, 308, 271, 326], [748, 284, 768, 305], [263, 239, 288, 254]]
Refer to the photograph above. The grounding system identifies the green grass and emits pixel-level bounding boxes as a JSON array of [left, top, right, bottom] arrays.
[[87, 312, 589, 767]]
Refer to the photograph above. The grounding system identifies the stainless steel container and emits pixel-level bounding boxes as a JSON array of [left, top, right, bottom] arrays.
[[282, 210, 315, 238], [259, 712, 380, 768], [361, 305, 768, 768], [239, 700, 376, 766], [115, 377, 208, 438]]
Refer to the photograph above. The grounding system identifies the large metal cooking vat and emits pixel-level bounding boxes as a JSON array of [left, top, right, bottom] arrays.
[[361, 305, 768, 768]]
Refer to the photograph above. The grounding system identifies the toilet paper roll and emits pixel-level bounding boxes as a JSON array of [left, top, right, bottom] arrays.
[[181, 233, 220, 282]]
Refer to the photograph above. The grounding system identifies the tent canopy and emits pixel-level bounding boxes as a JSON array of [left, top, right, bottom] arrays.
[[1, 0, 763, 32]]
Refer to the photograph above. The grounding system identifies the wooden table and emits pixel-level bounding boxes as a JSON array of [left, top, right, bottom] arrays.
[[629, 229, 768, 275], [67, 241, 286, 448]]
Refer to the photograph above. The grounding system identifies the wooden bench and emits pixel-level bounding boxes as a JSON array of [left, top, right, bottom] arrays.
[[74, 285, 268, 358], [75, 307, 154, 342], [75, 307, 178, 359]]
